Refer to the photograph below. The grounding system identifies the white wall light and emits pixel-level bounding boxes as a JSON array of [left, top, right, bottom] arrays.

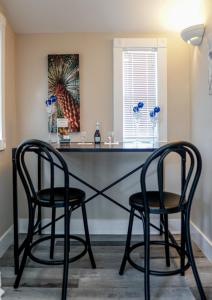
[[181, 24, 205, 45]]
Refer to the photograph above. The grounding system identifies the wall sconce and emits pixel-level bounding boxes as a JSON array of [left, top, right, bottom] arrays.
[[181, 24, 205, 46]]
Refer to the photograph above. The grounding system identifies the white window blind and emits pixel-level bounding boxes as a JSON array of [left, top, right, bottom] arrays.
[[123, 49, 158, 141]]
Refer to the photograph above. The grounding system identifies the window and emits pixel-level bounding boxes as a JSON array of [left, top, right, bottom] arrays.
[[0, 14, 6, 150], [113, 38, 167, 142]]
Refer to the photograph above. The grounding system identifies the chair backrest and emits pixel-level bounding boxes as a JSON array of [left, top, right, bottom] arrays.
[[140, 141, 202, 212], [15, 139, 70, 206]]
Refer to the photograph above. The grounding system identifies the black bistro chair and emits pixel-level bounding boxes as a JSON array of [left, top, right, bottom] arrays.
[[119, 141, 206, 300], [14, 139, 96, 300]]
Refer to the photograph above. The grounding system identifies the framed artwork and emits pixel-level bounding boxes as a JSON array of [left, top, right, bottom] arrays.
[[48, 54, 80, 132]]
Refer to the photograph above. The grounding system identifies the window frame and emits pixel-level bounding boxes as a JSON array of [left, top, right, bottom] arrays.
[[0, 13, 6, 151], [113, 38, 167, 142]]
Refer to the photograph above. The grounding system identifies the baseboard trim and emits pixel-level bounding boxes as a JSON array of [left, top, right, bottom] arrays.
[[0, 218, 181, 258], [1, 219, 212, 263], [19, 217, 181, 235], [190, 221, 212, 263], [0, 225, 13, 258]]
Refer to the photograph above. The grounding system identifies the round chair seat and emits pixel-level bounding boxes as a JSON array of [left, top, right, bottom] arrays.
[[37, 187, 85, 207], [129, 191, 185, 214]]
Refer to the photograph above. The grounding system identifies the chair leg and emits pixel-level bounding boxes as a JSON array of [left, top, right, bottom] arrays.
[[14, 206, 35, 289], [144, 213, 150, 300], [68, 208, 71, 254], [14, 241, 29, 288], [50, 207, 56, 259], [180, 211, 186, 276], [164, 214, 170, 267], [119, 207, 135, 275], [81, 203, 96, 269], [185, 212, 206, 300], [61, 206, 70, 300], [38, 206, 42, 235], [160, 214, 163, 235]]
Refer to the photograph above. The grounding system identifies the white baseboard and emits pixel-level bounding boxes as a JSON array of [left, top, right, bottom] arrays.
[[0, 218, 181, 258], [19, 217, 181, 235], [0, 225, 13, 258], [190, 221, 212, 263], [1, 219, 211, 264]]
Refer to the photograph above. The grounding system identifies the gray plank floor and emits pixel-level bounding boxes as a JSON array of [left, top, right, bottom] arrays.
[[0, 234, 211, 299]]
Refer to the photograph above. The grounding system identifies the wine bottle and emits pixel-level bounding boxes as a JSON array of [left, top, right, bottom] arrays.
[[94, 121, 101, 144]]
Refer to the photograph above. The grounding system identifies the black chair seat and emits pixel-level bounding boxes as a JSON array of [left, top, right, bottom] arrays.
[[129, 191, 184, 213], [37, 187, 85, 207]]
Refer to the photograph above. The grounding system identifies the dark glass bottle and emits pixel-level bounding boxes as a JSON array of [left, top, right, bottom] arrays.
[[94, 121, 101, 144]]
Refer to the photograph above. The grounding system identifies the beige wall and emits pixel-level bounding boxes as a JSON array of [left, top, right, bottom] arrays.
[[16, 32, 190, 142], [15, 32, 190, 223], [190, 0, 212, 242], [0, 14, 16, 236]]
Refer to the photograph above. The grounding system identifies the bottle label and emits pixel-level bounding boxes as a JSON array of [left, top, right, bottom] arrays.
[[95, 136, 101, 143]]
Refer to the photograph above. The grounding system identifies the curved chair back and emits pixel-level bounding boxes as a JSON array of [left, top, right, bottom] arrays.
[[15, 139, 70, 207], [140, 141, 202, 213]]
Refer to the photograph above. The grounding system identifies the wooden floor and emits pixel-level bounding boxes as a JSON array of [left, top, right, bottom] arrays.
[[0, 234, 211, 299]]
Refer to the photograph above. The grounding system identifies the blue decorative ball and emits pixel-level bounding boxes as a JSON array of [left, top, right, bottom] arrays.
[[133, 106, 139, 113], [50, 95, 57, 103], [138, 101, 144, 109], [150, 110, 155, 118], [47, 99, 52, 105], [154, 106, 160, 113]]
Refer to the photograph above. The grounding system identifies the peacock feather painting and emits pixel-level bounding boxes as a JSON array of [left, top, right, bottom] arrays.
[[48, 54, 80, 132]]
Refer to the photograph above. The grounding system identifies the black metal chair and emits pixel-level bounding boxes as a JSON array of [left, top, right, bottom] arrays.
[[14, 139, 96, 300], [119, 141, 206, 300]]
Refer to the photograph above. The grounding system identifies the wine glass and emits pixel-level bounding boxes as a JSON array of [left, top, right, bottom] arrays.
[[106, 131, 114, 144], [149, 107, 160, 146], [80, 131, 87, 143]]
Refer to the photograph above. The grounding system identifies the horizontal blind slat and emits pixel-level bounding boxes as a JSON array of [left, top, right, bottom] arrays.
[[123, 50, 158, 139]]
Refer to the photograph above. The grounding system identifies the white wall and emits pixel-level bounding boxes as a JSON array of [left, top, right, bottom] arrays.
[[190, 0, 212, 245], [15, 32, 190, 232]]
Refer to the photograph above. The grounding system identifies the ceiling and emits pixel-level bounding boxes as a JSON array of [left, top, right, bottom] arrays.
[[0, 0, 205, 34]]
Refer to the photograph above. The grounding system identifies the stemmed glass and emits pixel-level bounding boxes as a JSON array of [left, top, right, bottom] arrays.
[[106, 131, 114, 144], [132, 101, 144, 143], [149, 106, 160, 146], [80, 131, 87, 143], [45, 96, 57, 143]]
